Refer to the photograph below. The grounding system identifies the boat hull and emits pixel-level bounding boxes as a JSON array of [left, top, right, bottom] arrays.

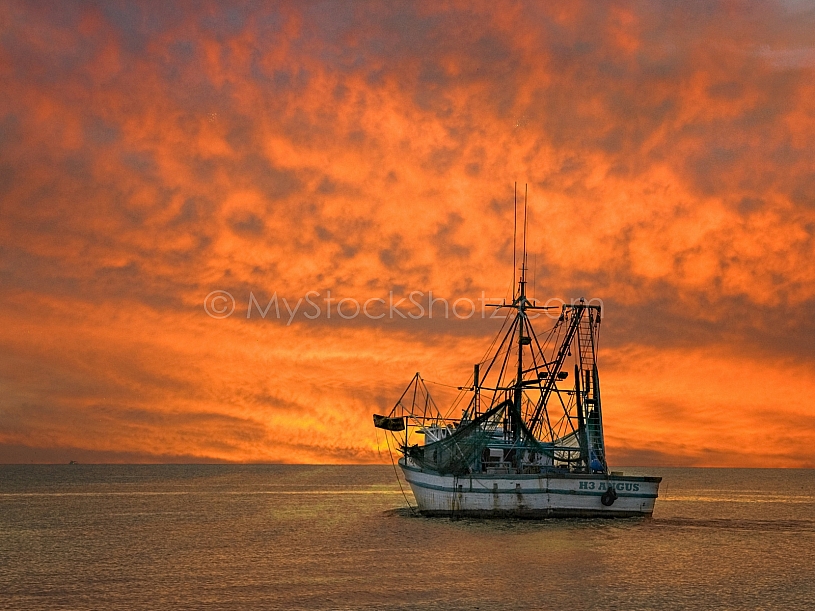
[[401, 460, 661, 518]]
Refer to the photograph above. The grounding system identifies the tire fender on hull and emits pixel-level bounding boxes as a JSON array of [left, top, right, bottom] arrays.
[[601, 486, 618, 506]]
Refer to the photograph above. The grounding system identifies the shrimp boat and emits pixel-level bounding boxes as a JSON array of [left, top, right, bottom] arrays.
[[374, 189, 661, 518]]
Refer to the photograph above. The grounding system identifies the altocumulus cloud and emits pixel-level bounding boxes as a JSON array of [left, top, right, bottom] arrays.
[[0, 1, 814, 465]]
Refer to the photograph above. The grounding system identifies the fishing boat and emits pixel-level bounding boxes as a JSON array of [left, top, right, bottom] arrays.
[[374, 187, 661, 518]]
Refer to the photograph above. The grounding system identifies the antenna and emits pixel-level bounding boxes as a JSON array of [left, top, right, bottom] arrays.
[[513, 183, 517, 295]]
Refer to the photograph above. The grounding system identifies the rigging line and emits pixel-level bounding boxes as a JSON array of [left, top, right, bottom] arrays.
[[533, 254, 537, 302], [410, 376, 418, 429], [447, 290, 532, 422], [529, 311, 579, 436], [476, 310, 512, 369], [522, 315, 557, 443], [409, 379, 448, 426], [482, 313, 520, 409], [417, 376, 441, 412], [424, 379, 465, 390], [523, 183, 528, 280], [422, 380, 443, 422], [423, 371, 469, 418], [526, 319, 560, 434], [389, 373, 420, 417], [528, 314, 572, 436], [476, 306, 516, 376], [458, 311, 517, 421], [484, 342, 514, 365], [411, 377, 439, 419], [383, 427, 416, 515], [594, 312, 602, 363]]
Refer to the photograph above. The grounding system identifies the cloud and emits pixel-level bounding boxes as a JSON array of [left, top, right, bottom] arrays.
[[1, 0, 814, 465]]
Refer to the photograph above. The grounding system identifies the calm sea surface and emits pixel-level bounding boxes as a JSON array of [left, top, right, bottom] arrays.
[[1, 465, 813, 610]]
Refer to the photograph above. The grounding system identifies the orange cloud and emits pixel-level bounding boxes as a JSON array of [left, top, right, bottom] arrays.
[[1, 1, 814, 465]]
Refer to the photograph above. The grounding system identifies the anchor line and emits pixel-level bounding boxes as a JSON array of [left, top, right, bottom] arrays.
[[383, 427, 416, 515]]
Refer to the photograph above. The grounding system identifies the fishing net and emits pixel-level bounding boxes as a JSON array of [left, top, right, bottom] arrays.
[[406, 400, 559, 475], [406, 403, 503, 475]]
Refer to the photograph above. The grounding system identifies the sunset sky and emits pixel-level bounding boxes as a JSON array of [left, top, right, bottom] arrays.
[[2, 1, 814, 466]]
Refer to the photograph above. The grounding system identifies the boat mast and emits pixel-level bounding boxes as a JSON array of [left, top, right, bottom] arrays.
[[512, 184, 529, 445]]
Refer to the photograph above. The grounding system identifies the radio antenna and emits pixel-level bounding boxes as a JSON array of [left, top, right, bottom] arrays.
[[513, 182, 517, 295]]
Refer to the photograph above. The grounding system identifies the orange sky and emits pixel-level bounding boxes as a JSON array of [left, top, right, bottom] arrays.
[[1, 1, 814, 466]]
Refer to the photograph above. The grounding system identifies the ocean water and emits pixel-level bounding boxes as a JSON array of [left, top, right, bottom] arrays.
[[1, 466, 813, 610]]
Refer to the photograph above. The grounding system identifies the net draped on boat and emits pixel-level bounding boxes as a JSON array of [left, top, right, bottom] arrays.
[[405, 400, 558, 476]]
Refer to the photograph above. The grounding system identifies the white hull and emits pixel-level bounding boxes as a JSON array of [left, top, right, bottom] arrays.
[[401, 459, 660, 518]]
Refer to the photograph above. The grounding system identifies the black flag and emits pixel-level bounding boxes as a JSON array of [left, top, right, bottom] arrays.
[[373, 414, 405, 431]]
